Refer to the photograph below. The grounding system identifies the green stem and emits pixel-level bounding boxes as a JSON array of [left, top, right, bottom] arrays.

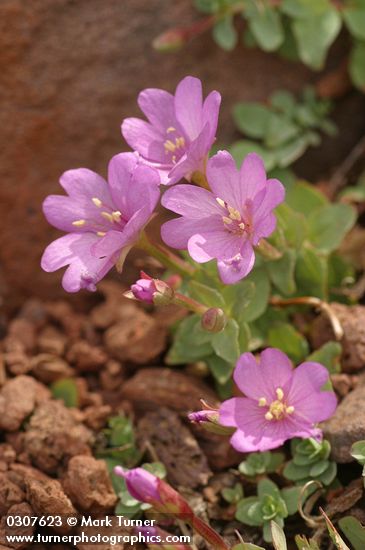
[[137, 231, 195, 278], [173, 292, 208, 315]]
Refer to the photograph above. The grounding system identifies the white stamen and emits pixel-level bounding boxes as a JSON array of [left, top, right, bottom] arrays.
[[276, 388, 284, 401], [101, 211, 114, 222], [265, 412, 274, 421], [228, 206, 241, 220], [72, 219, 86, 226], [216, 197, 226, 208], [222, 216, 233, 225], [166, 127, 176, 133], [258, 397, 267, 407], [111, 210, 122, 222], [92, 197, 102, 207], [97, 231, 106, 237], [286, 406, 295, 414]]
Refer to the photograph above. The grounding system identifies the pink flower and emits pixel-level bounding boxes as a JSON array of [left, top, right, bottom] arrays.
[[41, 153, 160, 292], [114, 466, 161, 504], [219, 348, 337, 452], [122, 76, 221, 185], [131, 273, 157, 304], [161, 151, 285, 284]]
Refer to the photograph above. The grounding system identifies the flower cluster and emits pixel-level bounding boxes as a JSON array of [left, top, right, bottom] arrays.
[[41, 76, 284, 290], [40, 76, 337, 461]]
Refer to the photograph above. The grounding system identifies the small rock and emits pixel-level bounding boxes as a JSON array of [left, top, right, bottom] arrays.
[[0, 445, 16, 466], [137, 408, 212, 488], [322, 384, 365, 462], [26, 478, 76, 534], [30, 353, 73, 383], [0, 503, 35, 549], [99, 360, 125, 391], [331, 373, 357, 398], [38, 326, 67, 356], [23, 401, 92, 473], [9, 464, 50, 491], [7, 318, 36, 352], [62, 455, 117, 514], [83, 405, 112, 431], [0, 376, 50, 431], [67, 341, 108, 372], [121, 368, 218, 414], [104, 309, 167, 364], [0, 473, 25, 515], [311, 303, 365, 372]]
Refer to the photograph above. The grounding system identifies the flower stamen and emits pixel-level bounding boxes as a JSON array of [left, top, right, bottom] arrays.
[[276, 387, 284, 401], [92, 197, 102, 207], [258, 397, 267, 407], [72, 219, 86, 226], [166, 127, 176, 133]]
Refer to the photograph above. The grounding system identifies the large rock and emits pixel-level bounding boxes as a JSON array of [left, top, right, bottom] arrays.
[[322, 383, 365, 462], [3, 1, 363, 307]]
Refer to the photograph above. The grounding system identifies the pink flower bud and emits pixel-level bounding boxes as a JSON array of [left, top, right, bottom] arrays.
[[130, 278, 156, 304], [114, 466, 160, 503], [201, 308, 227, 333], [188, 409, 235, 436]]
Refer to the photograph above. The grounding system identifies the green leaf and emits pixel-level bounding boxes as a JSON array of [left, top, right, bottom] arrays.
[[264, 113, 300, 148], [281, 0, 331, 18], [238, 321, 251, 352], [233, 103, 272, 138], [308, 203, 356, 253], [319, 461, 337, 485], [271, 520, 288, 550], [307, 342, 342, 374], [213, 15, 238, 50], [274, 135, 309, 167], [286, 181, 327, 216], [166, 315, 213, 364], [51, 378, 78, 408], [270, 90, 296, 115], [222, 482, 244, 503], [292, 9, 341, 70], [268, 322, 309, 363], [236, 496, 263, 527], [267, 249, 297, 296], [206, 354, 234, 384], [295, 247, 328, 299], [350, 41, 365, 90], [247, 6, 284, 52], [222, 280, 255, 319], [275, 203, 308, 249], [230, 140, 276, 171], [343, 1, 365, 40], [281, 487, 301, 515], [294, 534, 320, 549], [240, 267, 271, 322], [339, 516, 365, 550], [283, 461, 310, 482], [258, 478, 281, 500], [211, 318, 240, 363], [350, 440, 365, 465], [194, 0, 221, 13], [188, 280, 226, 309], [322, 510, 351, 550]]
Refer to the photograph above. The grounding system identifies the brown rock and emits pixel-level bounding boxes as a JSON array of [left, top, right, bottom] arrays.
[[62, 455, 117, 514], [322, 384, 365, 462], [104, 309, 167, 364], [0, 444, 16, 466], [331, 373, 357, 398], [67, 341, 108, 372], [194, 429, 243, 471], [7, 318, 36, 351], [137, 408, 211, 488], [310, 303, 365, 372], [0, 503, 35, 549], [38, 326, 67, 355], [23, 401, 92, 473], [30, 353, 74, 383], [121, 368, 218, 414], [0, 375, 50, 431], [82, 405, 112, 431], [9, 464, 50, 491], [99, 360, 125, 391], [0, 473, 25, 515], [26, 478, 76, 534]]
